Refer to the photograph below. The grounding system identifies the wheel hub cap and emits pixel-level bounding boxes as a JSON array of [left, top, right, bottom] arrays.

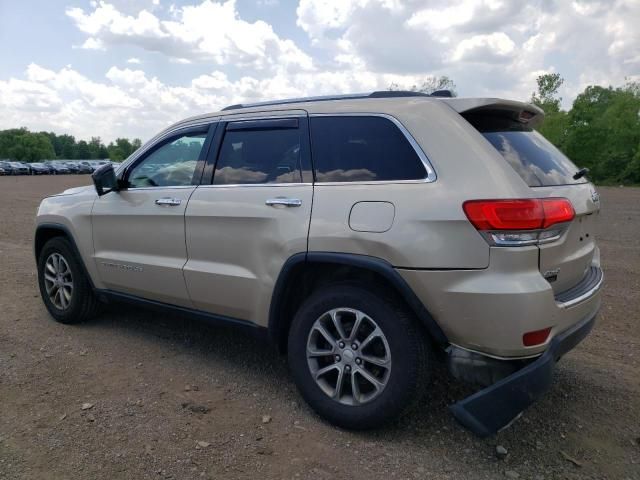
[[43, 253, 74, 310], [306, 307, 392, 406]]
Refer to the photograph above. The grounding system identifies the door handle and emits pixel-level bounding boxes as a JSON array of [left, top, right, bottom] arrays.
[[265, 197, 302, 207], [155, 197, 182, 206]]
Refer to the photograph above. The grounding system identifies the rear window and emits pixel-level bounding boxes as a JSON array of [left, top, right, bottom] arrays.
[[466, 113, 587, 187], [310, 116, 427, 182]]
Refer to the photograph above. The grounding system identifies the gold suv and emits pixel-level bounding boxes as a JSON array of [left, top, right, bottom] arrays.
[[35, 91, 603, 436]]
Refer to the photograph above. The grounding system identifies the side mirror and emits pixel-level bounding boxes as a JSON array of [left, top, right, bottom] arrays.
[[92, 163, 119, 196]]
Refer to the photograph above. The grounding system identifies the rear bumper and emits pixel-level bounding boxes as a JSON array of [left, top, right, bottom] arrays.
[[449, 311, 597, 437]]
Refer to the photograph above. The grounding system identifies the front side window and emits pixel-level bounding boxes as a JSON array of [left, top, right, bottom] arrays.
[[127, 132, 207, 188], [310, 116, 427, 182], [213, 125, 302, 185]]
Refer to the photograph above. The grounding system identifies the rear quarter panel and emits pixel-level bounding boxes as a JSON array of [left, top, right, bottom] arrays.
[[307, 100, 533, 269]]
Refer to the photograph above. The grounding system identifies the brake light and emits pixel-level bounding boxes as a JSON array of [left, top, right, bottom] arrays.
[[463, 198, 574, 246]]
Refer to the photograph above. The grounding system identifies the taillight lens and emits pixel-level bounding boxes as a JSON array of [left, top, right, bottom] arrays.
[[463, 198, 574, 246]]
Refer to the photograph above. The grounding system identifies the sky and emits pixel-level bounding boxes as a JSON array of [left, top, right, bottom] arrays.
[[0, 0, 638, 143]]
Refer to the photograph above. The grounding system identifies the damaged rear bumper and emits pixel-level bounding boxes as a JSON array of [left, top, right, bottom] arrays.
[[449, 312, 597, 437]]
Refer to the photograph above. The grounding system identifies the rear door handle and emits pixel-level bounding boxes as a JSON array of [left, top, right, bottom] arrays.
[[155, 197, 182, 206], [265, 197, 302, 207]]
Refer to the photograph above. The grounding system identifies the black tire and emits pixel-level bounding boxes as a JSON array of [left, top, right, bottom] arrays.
[[37, 236, 100, 324], [288, 283, 428, 430]]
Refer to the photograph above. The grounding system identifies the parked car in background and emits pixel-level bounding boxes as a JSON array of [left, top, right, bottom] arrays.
[[44, 161, 70, 175], [76, 162, 94, 174], [29, 163, 51, 175], [9, 162, 30, 175], [0, 166, 6, 175], [0, 161, 16, 175], [63, 162, 81, 174], [78, 161, 95, 173]]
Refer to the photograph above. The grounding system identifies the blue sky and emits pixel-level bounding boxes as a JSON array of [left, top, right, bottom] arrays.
[[0, 0, 638, 142]]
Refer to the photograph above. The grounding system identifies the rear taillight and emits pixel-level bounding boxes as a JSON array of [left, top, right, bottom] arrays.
[[463, 198, 574, 246]]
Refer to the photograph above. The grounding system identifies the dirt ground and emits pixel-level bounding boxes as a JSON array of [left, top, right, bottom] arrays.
[[0, 176, 638, 480]]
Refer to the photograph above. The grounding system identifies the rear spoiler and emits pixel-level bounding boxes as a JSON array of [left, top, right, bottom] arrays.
[[437, 98, 545, 128]]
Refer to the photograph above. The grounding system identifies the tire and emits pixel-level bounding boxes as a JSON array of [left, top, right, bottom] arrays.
[[37, 237, 100, 324], [288, 283, 428, 430]]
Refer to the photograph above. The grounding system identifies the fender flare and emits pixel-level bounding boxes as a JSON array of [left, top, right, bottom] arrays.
[[34, 223, 96, 290], [268, 252, 448, 348]]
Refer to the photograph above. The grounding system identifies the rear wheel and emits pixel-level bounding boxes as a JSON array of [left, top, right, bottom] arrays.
[[288, 284, 428, 429], [37, 237, 100, 324]]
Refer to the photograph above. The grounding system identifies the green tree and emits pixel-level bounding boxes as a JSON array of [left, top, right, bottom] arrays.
[[532, 73, 564, 113], [0, 128, 55, 161], [75, 140, 91, 159]]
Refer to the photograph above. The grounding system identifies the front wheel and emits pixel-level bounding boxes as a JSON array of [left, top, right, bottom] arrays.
[[288, 284, 428, 429], [37, 237, 100, 324]]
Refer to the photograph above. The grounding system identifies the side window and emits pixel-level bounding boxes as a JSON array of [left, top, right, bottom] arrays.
[[310, 116, 427, 182], [213, 122, 302, 185], [127, 132, 207, 188]]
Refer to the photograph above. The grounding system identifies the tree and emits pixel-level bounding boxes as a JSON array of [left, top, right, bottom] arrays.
[[0, 128, 55, 161], [75, 140, 91, 159], [388, 75, 457, 96], [531, 73, 564, 113]]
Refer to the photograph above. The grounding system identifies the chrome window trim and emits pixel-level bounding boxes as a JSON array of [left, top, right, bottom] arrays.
[[116, 119, 218, 176], [309, 112, 437, 184], [117, 185, 197, 192], [196, 182, 312, 189]]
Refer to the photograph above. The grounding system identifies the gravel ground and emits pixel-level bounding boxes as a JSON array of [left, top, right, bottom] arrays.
[[0, 176, 639, 480]]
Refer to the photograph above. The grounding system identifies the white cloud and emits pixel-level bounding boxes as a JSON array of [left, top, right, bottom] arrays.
[[451, 32, 516, 62], [126, 57, 141, 64], [80, 37, 106, 50], [66, 0, 314, 73]]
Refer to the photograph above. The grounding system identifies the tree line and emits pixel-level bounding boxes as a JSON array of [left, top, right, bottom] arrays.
[[1, 75, 639, 184], [532, 74, 640, 185], [0, 128, 142, 162]]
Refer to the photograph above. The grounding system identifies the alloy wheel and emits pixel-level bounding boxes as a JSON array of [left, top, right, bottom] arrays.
[[43, 253, 74, 310], [306, 308, 392, 405]]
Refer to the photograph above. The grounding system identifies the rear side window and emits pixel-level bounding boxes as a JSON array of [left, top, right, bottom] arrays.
[[466, 113, 586, 187], [214, 123, 302, 185], [310, 116, 427, 182]]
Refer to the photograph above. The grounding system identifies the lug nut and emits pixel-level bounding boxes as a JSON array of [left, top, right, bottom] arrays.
[[345, 365, 351, 372], [351, 343, 358, 350], [338, 341, 345, 348], [355, 358, 362, 365], [335, 355, 341, 362]]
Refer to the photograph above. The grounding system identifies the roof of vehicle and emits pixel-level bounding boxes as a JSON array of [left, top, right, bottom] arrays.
[[146, 91, 544, 149]]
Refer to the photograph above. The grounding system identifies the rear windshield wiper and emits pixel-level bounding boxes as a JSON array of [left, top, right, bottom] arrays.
[[573, 167, 589, 180]]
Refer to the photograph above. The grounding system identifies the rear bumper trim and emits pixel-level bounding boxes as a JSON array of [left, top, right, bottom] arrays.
[[555, 266, 603, 308], [449, 311, 597, 437]]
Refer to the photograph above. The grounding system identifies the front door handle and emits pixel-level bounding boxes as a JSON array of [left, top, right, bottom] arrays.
[[155, 197, 182, 206], [265, 197, 302, 207]]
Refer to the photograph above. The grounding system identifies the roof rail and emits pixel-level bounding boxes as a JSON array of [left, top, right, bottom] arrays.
[[221, 90, 440, 111]]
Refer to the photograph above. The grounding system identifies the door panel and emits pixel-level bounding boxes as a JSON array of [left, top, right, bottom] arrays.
[[183, 113, 313, 326], [91, 124, 215, 306], [183, 185, 312, 324], [92, 187, 196, 306]]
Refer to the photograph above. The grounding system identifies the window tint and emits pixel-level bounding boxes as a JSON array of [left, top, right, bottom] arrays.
[[128, 133, 206, 188], [482, 130, 587, 187], [465, 113, 586, 187], [213, 126, 302, 184], [310, 116, 427, 182]]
